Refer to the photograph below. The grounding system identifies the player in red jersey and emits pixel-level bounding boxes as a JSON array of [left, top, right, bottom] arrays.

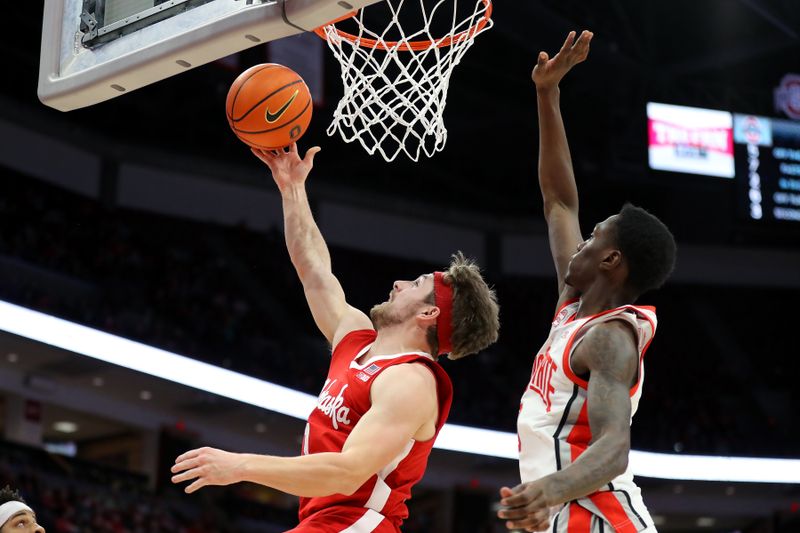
[[496, 32, 676, 532], [171, 143, 500, 532]]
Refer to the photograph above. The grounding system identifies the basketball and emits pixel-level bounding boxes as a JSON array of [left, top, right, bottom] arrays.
[[226, 63, 313, 150]]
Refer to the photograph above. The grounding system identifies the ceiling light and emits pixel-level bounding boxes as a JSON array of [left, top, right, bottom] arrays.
[[53, 421, 78, 433], [139, 390, 152, 400], [4, 299, 800, 482], [7, 352, 18, 363], [696, 517, 716, 527]]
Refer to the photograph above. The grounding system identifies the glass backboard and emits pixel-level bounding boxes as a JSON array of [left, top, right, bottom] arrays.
[[38, 0, 383, 111]]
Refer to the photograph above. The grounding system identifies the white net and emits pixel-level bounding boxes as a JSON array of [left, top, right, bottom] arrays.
[[317, 0, 493, 162]]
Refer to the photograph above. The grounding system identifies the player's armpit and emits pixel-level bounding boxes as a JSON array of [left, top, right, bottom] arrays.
[[336, 363, 438, 492], [300, 269, 372, 348], [331, 304, 374, 348], [543, 204, 583, 310]]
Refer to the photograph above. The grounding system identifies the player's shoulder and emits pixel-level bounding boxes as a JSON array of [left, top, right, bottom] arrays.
[[371, 362, 438, 402], [575, 321, 639, 372], [588, 319, 638, 341], [368, 362, 439, 419], [604, 304, 658, 338], [377, 361, 437, 388]]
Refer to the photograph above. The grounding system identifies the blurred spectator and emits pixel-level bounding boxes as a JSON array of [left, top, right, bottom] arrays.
[[0, 441, 294, 532]]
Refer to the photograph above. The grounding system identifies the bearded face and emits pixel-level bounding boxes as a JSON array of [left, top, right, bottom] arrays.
[[369, 300, 416, 329], [370, 274, 435, 330]]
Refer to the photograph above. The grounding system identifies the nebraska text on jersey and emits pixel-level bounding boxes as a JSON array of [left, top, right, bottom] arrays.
[[316, 379, 352, 430], [299, 329, 453, 532], [518, 300, 658, 531]]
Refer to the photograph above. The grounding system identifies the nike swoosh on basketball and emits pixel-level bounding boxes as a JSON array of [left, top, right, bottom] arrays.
[[265, 90, 300, 123]]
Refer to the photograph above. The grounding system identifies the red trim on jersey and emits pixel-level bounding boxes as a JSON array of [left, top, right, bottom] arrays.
[[588, 492, 639, 533], [562, 326, 590, 389], [627, 309, 656, 397], [566, 402, 592, 461], [561, 305, 655, 394], [566, 502, 593, 532], [552, 298, 580, 322]]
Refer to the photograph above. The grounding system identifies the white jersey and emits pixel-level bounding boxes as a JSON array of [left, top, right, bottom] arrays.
[[517, 299, 658, 532]]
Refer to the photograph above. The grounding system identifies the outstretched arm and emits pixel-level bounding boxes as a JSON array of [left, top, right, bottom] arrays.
[[171, 363, 438, 497], [252, 144, 372, 347], [497, 321, 637, 531], [532, 30, 593, 304]]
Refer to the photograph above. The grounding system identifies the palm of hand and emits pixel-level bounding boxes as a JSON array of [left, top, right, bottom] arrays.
[[532, 57, 573, 87], [532, 30, 593, 88]]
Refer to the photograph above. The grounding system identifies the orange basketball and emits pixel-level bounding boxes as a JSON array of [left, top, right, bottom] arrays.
[[226, 63, 313, 150]]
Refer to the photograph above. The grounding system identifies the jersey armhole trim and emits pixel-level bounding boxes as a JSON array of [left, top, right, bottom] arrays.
[[408, 362, 441, 444], [562, 326, 590, 390], [561, 308, 657, 396], [552, 298, 580, 322], [627, 311, 657, 397]]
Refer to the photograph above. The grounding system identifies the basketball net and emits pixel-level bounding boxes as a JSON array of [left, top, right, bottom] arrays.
[[316, 0, 493, 162]]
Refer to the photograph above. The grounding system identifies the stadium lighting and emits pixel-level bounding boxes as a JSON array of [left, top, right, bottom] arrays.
[[1, 299, 798, 483]]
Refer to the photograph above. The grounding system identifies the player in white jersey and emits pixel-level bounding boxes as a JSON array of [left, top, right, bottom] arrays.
[[497, 31, 677, 532]]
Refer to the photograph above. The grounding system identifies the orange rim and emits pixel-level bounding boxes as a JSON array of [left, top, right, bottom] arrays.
[[314, 0, 492, 52]]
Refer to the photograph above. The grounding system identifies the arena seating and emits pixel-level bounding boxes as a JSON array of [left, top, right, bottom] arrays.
[[1, 170, 797, 457]]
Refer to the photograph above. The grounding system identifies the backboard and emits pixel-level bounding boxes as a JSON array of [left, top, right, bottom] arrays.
[[38, 0, 383, 111]]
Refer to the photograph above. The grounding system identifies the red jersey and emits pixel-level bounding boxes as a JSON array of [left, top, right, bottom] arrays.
[[296, 329, 453, 532]]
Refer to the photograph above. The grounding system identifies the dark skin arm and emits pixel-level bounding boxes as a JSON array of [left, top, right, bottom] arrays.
[[533, 30, 593, 309], [498, 321, 638, 531]]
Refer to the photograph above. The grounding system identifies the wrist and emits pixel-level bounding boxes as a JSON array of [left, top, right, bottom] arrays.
[[236, 453, 259, 484], [541, 473, 566, 507], [280, 183, 308, 201], [536, 85, 560, 97]]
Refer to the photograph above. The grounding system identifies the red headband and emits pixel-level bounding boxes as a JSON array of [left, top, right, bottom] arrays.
[[433, 271, 454, 356]]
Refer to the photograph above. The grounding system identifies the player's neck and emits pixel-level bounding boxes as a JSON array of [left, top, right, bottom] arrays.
[[576, 282, 634, 318], [366, 325, 431, 360]]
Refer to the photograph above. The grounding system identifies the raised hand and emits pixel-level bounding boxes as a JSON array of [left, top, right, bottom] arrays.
[[532, 30, 593, 90], [251, 143, 321, 193], [171, 446, 247, 493]]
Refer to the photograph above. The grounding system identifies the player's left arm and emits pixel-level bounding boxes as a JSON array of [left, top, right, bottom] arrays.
[[170, 363, 438, 497], [498, 321, 637, 530]]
